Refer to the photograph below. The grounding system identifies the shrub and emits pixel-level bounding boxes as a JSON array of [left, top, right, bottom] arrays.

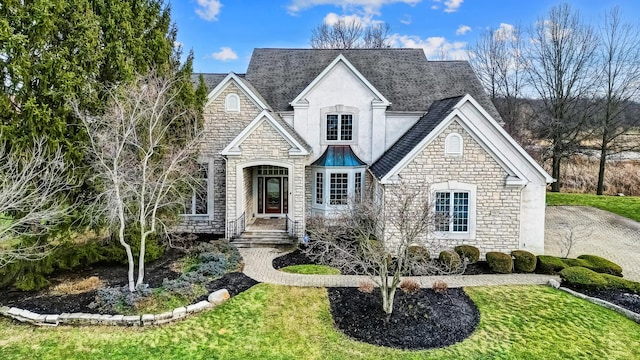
[[100, 232, 165, 265], [602, 274, 640, 293], [486, 252, 513, 274], [561, 258, 591, 268], [407, 245, 430, 262], [439, 250, 461, 270], [577, 255, 623, 277], [559, 266, 608, 290], [432, 280, 448, 293], [358, 281, 374, 294], [536, 255, 568, 274], [454, 245, 480, 264], [399, 279, 421, 294], [511, 250, 537, 273]]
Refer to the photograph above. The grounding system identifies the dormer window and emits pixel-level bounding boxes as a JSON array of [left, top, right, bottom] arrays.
[[326, 114, 353, 141], [225, 93, 240, 112]]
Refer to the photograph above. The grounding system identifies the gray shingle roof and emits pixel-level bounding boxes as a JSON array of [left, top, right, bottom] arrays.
[[239, 49, 500, 118], [369, 96, 464, 179]]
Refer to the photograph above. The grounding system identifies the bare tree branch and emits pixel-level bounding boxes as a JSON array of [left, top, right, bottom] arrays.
[[0, 138, 76, 267], [75, 72, 202, 292]]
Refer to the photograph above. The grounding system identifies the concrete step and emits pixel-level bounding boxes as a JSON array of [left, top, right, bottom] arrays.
[[231, 230, 296, 248]]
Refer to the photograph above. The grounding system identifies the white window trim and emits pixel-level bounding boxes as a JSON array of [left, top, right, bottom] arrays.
[[320, 105, 358, 145], [225, 93, 240, 112], [431, 181, 476, 240], [445, 133, 463, 156], [181, 159, 214, 220], [312, 167, 365, 212]]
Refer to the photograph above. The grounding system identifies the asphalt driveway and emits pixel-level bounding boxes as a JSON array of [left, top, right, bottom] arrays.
[[545, 206, 640, 282]]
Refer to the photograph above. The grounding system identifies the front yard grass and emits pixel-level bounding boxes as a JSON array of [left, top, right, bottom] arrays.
[[280, 264, 341, 275], [547, 192, 640, 222], [1, 284, 639, 359]]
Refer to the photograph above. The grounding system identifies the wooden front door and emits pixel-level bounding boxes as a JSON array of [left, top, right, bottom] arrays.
[[264, 177, 281, 213]]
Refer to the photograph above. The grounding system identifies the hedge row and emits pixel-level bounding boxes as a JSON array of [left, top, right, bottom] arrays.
[[536, 255, 622, 277], [559, 266, 640, 294]]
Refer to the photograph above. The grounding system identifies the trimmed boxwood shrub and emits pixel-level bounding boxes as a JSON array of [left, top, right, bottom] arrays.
[[439, 250, 461, 269], [536, 255, 568, 274], [577, 255, 623, 277], [454, 245, 480, 264], [561, 258, 591, 268], [559, 266, 608, 289], [511, 250, 537, 273], [486, 252, 513, 274], [603, 274, 640, 293], [407, 245, 430, 262]]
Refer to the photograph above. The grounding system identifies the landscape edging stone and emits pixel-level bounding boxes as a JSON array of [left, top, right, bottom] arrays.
[[0, 289, 230, 327]]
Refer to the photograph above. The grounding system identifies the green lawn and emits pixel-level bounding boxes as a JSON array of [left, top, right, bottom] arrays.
[[280, 264, 341, 275], [547, 192, 640, 222], [1, 284, 639, 359]]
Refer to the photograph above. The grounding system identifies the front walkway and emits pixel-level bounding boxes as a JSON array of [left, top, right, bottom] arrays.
[[239, 247, 559, 288], [545, 206, 640, 282]]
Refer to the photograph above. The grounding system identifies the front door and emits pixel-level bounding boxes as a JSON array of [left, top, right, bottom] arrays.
[[265, 177, 281, 213]]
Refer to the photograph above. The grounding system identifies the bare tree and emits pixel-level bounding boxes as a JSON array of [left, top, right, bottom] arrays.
[[469, 24, 528, 142], [526, 3, 599, 192], [557, 222, 592, 258], [76, 72, 201, 292], [311, 19, 391, 49], [363, 22, 392, 48], [305, 185, 461, 315], [594, 6, 640, 195], [0, 138, 75, 267]]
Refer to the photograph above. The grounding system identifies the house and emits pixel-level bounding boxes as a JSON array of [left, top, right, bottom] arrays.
[[178, 48, 553, 255]]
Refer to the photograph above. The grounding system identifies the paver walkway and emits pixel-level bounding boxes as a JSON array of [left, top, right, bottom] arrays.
[[545, 206, 640, 282], [239, 247, 559, 288]]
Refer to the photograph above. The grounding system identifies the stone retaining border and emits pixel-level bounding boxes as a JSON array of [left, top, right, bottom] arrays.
[[0, 289, 230, 327], [547, 280, 640, 324]]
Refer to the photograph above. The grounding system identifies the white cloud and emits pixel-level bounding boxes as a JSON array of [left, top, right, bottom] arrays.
[[443, 0, 463, 13], [494, 23, 516, 41], [210, 47, 238, 61], [195, 0, 222, 21], [456, 25, 471, 35], [174, 41, 183, 49], [400, 14, 412, 25], [287, 0, 421, 15], [323, 12, 383, 27], [391, 34, 468, 60], [430, 0, 462, 13]]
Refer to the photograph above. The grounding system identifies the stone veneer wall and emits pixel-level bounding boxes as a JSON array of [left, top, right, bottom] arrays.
[[243, 167, 254, 221], [226, 119, 308, 237], [388, 119, 521, 255], [174, 82, 261, 235]]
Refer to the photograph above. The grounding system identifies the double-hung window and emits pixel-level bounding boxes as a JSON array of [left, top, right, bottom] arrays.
[[326, 114, 353, 141], [435, 191, 469, 233], [184, 163, 209, 215]]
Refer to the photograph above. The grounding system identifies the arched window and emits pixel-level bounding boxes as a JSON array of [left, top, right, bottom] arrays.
[[445, 133, 463, 156], [225, 93, 240, 112]]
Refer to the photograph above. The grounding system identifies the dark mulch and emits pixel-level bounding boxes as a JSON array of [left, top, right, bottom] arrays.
[[197, 272, 258, 300], [272, 248, 313, 269], [0, 248, 258, 315], [565, 286, 640, 315], [328, 287, 480, 350], [273, 249, 497, 276]]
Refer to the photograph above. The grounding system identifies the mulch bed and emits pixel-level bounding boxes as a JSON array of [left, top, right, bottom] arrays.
[[328, 287, 480, 350], [0, 248, 258, 315], [273, 249, 496, 276], [565, 286, 640, 315]]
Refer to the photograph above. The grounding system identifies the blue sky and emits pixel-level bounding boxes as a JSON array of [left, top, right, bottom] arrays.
[[169, 0, 639, 74]]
